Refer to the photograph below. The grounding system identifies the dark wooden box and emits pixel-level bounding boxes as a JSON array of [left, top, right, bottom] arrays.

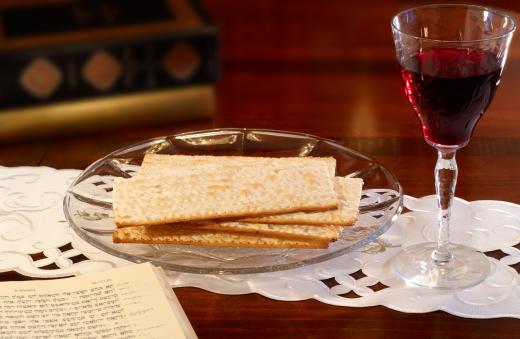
[[0, 0, 218, 139]]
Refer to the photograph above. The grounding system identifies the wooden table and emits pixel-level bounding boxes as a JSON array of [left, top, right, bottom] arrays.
[[1, 0, 520, 337]]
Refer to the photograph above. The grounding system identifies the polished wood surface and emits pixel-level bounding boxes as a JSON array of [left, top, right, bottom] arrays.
[[2, 1, 520, 338]]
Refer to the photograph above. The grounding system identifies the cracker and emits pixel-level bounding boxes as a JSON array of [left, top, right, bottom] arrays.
[[138, 154, 336, 177], [241, 177, 363, 226], [137, 155, 362, 226], [113, 225, 329, 249], [113, 164, 338, 227], [191, 221, 343, 241]]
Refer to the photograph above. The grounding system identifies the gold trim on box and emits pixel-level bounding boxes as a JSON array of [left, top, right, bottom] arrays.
[[0, 0, 206, 50], [0, 85, 215, 140]]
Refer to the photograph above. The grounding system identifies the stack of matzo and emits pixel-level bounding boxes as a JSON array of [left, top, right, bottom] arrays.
[[112, 154, 363, 249]]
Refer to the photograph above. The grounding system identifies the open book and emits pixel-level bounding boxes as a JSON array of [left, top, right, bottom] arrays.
[[0, 263, 197, 339]]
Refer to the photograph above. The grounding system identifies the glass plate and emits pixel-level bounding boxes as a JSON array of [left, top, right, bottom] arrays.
[[64, 128, 403, 274]]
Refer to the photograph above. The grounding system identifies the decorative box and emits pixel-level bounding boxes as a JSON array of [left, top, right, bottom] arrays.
[[0, 0, 218, 139]]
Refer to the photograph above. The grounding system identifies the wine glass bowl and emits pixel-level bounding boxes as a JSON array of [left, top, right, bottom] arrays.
[[393, 4, 515, 149], [391, 4, 515, 289]]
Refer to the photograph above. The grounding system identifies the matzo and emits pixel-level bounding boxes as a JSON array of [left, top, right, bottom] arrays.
[[113, 164, 338, 227], [113, 225, 329, 249], [241, 177, 363, 225], [138, 154, 336, 177], [177, 221, 343, 241]]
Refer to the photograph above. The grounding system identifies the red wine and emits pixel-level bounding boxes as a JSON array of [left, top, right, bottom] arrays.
[[401, 48, 502, 146]]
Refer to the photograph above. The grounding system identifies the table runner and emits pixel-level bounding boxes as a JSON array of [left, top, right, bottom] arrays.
[[0, 166, 518, 318]]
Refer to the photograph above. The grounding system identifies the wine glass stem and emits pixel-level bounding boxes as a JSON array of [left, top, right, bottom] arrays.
[[432, 149, 458, 265]]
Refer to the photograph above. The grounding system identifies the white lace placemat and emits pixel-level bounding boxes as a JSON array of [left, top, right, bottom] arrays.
[[1, 166, 519, 319]]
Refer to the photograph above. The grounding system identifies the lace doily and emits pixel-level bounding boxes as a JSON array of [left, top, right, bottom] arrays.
[[1, 166, 519, 319]]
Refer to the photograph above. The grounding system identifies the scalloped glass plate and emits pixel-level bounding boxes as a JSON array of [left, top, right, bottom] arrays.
[[64, 128, 403, 274]]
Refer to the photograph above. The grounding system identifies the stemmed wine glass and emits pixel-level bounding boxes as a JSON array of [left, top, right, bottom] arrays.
[[391, 4, 516, 289]]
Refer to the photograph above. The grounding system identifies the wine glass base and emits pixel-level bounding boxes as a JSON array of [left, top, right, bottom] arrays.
[[392, 243, 491, 289]]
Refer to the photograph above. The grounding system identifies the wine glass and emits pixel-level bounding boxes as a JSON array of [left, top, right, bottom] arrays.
[[391, 4, 516, 289]]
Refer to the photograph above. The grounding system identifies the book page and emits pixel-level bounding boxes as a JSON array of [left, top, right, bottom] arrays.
[[0, 263, 196, 339]]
